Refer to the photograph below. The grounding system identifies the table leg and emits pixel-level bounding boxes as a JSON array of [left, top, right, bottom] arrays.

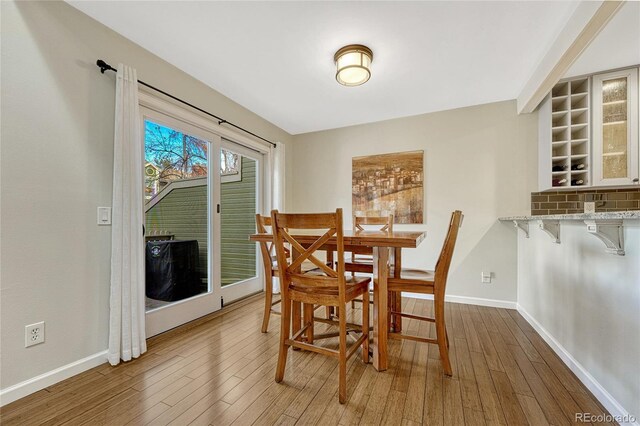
[[372, 246, 389, 371]]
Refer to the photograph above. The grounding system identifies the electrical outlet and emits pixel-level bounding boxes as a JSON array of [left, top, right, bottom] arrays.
[[25, 322, 45, 347], [481, 272, 492, 284]]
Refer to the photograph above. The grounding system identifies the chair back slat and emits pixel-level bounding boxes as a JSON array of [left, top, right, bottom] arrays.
[[281, 228, 338, 277], [351, 214, 393, 261], [256, 214, 275, 276], [257, 214, 293, 270], [275, 212, 339, 230], [353, 214, 394, 232], [271, 209, 346, 298], [434, 210, 463, 293]]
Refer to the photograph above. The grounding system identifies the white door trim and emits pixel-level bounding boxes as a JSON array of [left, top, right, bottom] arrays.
[[139, 90, 272, 156]]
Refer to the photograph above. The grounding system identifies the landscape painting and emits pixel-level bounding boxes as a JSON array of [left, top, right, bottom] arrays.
[[352, 150, 424, 224]]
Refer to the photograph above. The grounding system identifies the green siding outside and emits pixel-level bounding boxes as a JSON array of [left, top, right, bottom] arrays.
[[145, 157, 256, 287], [221, 157, 257, 285], [145, 184, 208, 279]]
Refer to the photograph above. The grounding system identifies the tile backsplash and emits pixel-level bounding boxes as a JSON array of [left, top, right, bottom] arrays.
[[531, 188, 640, 216]]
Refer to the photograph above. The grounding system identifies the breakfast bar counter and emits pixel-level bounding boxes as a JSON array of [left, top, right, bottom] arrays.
[[499, 210, 639, 256]]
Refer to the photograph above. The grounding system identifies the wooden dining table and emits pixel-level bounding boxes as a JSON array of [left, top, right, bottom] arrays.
[[249, 229, 426, 371]]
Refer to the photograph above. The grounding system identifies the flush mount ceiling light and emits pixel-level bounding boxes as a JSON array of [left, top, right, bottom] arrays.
[[334, 44, 373, 87]]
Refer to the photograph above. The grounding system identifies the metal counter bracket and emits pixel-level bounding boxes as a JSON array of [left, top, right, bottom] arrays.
[[513, 220, 529, 238], [584, 220, 625, 255], [538, 220, 560, 243]]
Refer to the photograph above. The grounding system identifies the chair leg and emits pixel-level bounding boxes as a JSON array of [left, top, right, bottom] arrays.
[[338, 304, 348, 404], [362, 291, 369, 364], [395, 293, 402, 332], [325, 306, 335, 319], [261, 280, 273, 333], [303, 303, 314, 344], [275, 297, 291, 383], [387, 291, 397, 331], [435, 298, 452, 376], [387, 291, 393, 332], [351, 272, 356, 308]]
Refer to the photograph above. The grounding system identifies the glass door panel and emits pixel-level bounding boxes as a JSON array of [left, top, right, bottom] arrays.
[[592, 68, 639, 186], [144, 120, 210, 310], [219, 141, 262, 304], [601, 77, 628, 179]]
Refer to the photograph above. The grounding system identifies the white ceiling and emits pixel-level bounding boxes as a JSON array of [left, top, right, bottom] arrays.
[[565, 1, 640, 78], [68, 1, 579, 135]]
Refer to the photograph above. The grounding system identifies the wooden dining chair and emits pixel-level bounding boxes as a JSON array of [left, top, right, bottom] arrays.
[[345, 214, 393, 308], [345, 214, 393, 274], [271, 208, 370, 404], [387, 210, 463, 376], [256, 214, 290, 333]]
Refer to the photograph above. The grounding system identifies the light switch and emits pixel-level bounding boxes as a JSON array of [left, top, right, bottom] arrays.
[[481, 272, 492, 283], [97, 207, 112, 225]]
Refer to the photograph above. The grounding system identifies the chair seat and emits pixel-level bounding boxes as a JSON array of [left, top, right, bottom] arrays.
[[388, 268, 435, 293], [394, 268, 434, 281], [290, 275, 371, 301]]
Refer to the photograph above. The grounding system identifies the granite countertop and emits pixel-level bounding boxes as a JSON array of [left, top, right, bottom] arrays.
[[499, 211, 640, 221]]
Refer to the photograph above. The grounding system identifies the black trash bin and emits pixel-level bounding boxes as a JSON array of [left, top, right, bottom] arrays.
[[145, 240, 202, 302]]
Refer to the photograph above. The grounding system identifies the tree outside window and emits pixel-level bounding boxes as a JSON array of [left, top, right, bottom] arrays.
[[144, 121, 239, 200]]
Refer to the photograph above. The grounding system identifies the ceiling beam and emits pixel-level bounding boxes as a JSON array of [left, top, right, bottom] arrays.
[[517, 0, 625, 114]]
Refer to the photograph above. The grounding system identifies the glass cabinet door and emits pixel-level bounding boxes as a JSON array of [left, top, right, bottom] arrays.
[[592, 68, 639, 186]]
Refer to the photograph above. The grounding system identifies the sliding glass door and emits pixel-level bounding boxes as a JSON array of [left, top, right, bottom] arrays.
[[219, 140, 263, 305], [142, 107, 265, 336]]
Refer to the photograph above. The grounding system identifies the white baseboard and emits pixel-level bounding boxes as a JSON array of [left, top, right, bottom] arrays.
[[516, 305, 639, 426], [0, 350, 108, 407], [405, 292, 517, 310]]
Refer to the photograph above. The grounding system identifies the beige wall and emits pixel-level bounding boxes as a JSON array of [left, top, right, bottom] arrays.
[[292, 100, 538, 303], [0, 0, 293, 391]]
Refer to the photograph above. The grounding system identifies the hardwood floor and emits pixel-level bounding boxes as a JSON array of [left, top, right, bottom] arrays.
[[0, 295, 614, 425]]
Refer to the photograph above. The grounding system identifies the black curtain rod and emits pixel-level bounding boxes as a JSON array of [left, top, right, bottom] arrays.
[[96, 60, 277, 148]]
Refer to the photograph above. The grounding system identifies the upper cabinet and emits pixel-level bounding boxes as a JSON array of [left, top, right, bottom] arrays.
[[592, 68, 639, 186], [538, 66, 639, 191]]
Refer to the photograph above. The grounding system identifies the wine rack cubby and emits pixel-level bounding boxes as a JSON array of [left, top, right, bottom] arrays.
[[549, 77, 590, 188]]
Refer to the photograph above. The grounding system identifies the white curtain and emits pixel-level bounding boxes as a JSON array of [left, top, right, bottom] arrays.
[[270, 141, 286, 293], [271, 141, 286, 211], [108, 64, 146, 366]]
